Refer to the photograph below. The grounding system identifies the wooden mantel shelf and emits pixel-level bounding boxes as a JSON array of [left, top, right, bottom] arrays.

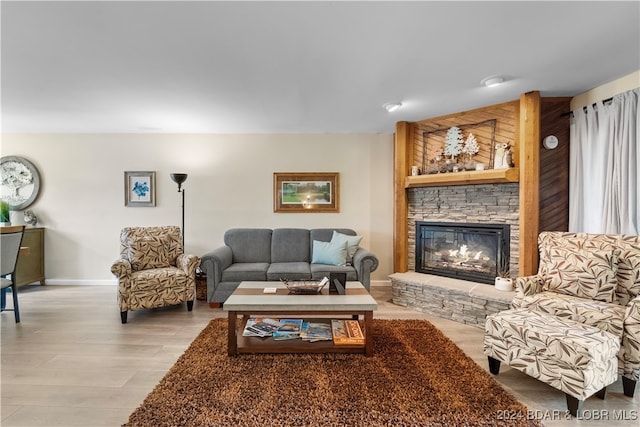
[[404, 167, 519, 188]]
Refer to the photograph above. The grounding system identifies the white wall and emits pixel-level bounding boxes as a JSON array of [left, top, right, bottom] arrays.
[[1, 133, 394, 284], [571, 70, 640, 110]]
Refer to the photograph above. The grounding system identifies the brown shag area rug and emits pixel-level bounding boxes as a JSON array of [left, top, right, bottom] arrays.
[[124, 318, 541, 427]]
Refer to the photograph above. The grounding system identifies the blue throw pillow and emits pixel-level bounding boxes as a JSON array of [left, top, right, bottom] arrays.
[[331, 231, 363, 265], [312, 240, 348, 266]]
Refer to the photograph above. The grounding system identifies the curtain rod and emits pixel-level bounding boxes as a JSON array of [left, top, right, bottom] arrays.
[[561, 97, 614, 117]]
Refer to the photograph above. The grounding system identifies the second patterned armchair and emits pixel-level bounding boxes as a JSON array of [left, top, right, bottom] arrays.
[[111, 226, 200, 323], [511, 231, 640, 398]]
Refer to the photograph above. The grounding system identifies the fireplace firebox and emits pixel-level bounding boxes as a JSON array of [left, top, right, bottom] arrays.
[[415, 221, 510, 285]]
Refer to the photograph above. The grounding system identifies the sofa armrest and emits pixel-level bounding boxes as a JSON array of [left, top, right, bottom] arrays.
[[176, 254, 200, 302], [177, 254, 201, 275], [200, 246, 233, 286], [511, 274, 545, 309], [111, 259, 132, 311], [111, 259, 132, 279], [352, 248, 379, 291], [623, 295, 640, 372]]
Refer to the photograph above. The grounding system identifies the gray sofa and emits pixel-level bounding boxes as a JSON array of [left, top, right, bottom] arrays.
[[200, 228, 379, 303]]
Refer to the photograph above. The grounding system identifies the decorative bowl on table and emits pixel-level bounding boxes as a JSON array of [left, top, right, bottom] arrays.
[[280, 278, 327, 294]]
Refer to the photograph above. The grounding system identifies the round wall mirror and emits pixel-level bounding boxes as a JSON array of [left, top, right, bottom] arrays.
[[0, 156, 41, 210]]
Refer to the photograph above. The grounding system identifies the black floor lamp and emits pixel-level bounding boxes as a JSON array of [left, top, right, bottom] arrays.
[[170, 173, 188, 249]]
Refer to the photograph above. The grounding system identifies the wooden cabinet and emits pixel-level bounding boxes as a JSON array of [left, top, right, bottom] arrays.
[[15, 227, 45, 287]]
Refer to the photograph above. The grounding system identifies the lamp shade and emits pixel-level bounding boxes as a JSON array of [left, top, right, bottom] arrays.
[[170, 173, 188, 191]]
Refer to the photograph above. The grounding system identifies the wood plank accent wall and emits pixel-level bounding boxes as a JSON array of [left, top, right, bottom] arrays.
[[540, 98, 571, 232], [393, 92, 571, 277], [412, 100, 519, 171]]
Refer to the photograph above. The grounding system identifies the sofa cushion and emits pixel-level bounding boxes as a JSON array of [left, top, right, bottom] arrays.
[[543, 246, 620, 303], [331, 231, 362, 265], [125, 231, 172, 271], [224, 229, 272, 263], [309, 229, 355, 264], [584, 236, 640, 305], [221, 263, 269, 282], [130, 267, 188, 292], [310, 264, 357, 281], [271, 229, 310, 263], [539, 232, 640, 305], [310, 228, 356, 249], [312, 240, 347, 266], [518, 291, 626, 338], [267, 262, 312, 281]]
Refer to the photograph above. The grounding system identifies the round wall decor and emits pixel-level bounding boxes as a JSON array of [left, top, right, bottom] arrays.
[[542, 135, 559, 150], [0, 156, 41, 210]]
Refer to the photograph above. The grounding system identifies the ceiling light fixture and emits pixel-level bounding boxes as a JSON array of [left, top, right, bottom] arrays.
[[481, 76, 505, 88], [383, 102, 402, 112]]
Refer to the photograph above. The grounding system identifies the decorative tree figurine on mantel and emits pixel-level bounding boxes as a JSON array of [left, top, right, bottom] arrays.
[[444, 126, 463, 171], [462, 132, 480, 170]]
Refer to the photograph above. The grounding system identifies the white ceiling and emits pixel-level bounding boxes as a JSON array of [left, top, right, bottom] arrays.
[[1, 1, 639, 134]]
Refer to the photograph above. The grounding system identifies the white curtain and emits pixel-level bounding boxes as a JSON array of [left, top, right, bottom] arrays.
[[569, 88, 639, 234]]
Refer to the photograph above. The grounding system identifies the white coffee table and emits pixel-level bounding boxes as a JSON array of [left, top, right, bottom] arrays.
[[224, 281, 378, 356]]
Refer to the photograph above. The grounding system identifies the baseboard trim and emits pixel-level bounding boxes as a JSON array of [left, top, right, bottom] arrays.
[[371, 279, 391, 287], [41, 279, 391, 287], [39, 279, 117, 286]]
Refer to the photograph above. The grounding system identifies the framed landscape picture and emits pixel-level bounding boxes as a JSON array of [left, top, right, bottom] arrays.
[[273, 172, 339, 213], [124, 171, 156, 207]]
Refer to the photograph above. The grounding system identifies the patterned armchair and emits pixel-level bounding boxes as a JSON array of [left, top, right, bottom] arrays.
[[511, 232, 640, 397], [111, 226, 200, 323]]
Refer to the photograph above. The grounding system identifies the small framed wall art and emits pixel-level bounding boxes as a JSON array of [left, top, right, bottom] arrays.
[[124, 171, 156, 207], [273, 172, 339, 213]]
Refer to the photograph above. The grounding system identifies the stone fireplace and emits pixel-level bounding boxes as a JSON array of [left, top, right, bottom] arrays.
[[415, 221, 510, 285], [391, 94, 571, 328], [407, 183, 520, 277], [390, 182, 519, 328]]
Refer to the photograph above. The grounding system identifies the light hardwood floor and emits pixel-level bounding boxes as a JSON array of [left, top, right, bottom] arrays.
[[2, 284, 638, 427]]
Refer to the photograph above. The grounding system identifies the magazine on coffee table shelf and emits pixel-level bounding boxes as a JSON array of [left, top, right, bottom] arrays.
[[272, 319, 304, 340], [243, 318, 363, 344], [243, 318, 283, 337], [331, 319, 365, 345], [300, 322, 333, 342]]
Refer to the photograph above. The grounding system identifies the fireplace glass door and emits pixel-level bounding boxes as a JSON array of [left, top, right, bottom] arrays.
[[416, 222, 510, 285]]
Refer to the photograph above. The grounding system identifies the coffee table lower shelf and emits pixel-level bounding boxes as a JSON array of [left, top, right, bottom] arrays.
[[228, 311, 373, 357]]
